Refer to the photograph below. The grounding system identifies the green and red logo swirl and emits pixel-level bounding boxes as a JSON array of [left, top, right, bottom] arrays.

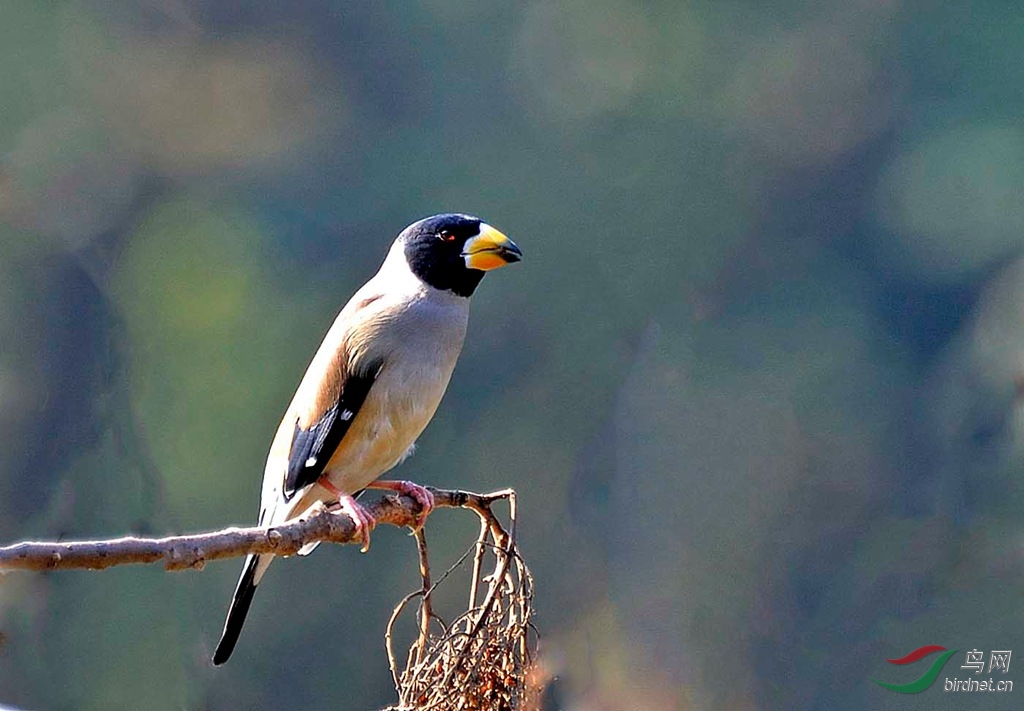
[[871, 645, 958, 693]]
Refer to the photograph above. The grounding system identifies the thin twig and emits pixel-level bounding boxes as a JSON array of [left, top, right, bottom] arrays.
[[413, 527, 431, 668], [468, 514, 488, 611], [386, 587, 423, 693]]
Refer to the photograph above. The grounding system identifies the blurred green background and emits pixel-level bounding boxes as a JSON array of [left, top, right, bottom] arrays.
[[2, 1, 1024, 709]]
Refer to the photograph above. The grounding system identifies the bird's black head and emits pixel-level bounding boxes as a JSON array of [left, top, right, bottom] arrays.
[[401, 213, 522, 297]]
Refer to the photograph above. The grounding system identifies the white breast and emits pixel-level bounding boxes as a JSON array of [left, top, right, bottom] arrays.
[[323, 273, 470, 493]]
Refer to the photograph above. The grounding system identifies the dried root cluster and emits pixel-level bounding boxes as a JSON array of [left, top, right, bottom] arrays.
[[384, 489, 541, 711]]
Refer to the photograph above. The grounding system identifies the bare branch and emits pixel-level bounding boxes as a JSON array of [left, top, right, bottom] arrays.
[[0, 487, 506, 573]]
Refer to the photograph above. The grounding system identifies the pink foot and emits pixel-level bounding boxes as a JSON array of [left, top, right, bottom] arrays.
[[367, 480, 435, 531], [335, 494, 377, 552], [319, 478, 376, 552]]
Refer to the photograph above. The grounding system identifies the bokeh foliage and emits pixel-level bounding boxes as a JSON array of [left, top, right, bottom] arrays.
[[2, 1, 1024, 709]]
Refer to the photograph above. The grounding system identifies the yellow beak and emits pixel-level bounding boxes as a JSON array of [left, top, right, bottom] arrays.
[[462, 224, 523, 271]]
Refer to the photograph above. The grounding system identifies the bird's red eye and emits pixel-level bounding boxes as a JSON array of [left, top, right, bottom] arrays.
[[439, 230, 456, 242]]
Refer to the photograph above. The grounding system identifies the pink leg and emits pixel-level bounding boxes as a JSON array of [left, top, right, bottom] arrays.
[[318, 477, 376, 552], [366, 480, 435, 531]]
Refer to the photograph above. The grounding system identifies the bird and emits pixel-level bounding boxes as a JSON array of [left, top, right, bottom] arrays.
[[212, 213, 522, 665]]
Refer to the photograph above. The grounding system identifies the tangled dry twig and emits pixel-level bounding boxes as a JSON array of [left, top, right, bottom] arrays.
[[384, 489, 540, 711]]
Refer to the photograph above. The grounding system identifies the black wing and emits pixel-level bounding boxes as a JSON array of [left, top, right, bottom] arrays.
[[282, 357, 384, 501]]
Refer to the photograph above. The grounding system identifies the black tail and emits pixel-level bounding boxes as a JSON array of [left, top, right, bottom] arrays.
[[212, 554, 261, 665]]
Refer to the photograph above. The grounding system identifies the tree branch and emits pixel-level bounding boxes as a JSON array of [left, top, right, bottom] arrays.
[[0, 487, 504, 573]]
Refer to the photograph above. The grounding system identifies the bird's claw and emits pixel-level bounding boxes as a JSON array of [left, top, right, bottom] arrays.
[[331, 494, 377, 552], [369, 480, 435, 532], [406, 484, 435, 533]]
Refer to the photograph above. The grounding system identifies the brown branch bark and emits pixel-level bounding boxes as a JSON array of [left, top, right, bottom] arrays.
[[0, 487, 502, 573]]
